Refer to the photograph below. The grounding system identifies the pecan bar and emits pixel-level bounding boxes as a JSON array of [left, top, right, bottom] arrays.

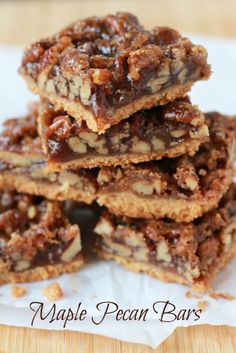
[[96, 113, 235, 222], [39, 97, 209, 170], [95, 184, 236, 290], [0, 103, 45, 166], [0, 105, 97, 204], [0, 190, 83, 284], [20, 12, 210, 133]]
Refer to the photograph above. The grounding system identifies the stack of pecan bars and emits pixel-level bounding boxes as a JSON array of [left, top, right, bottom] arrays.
[[1, 13, 236, 290]]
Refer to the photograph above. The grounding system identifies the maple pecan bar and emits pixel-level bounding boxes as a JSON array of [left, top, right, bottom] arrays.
[[0, 103, 45, 166], [20, 13, 210, 133], [39, 97, 209, 170], [0, 190, 83, 284], [95, 184, 236, 290], [96, 113, 235, 222], [0, 105, 96, 204]]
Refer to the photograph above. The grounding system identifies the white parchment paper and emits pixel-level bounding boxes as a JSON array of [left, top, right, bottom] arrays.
[[0, 36, 236, 348]]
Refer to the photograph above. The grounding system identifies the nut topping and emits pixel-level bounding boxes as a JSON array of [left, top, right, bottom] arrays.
[[68, 137, 87, 153], [47, 115, 72, 139], [128, 45, 162, 81]]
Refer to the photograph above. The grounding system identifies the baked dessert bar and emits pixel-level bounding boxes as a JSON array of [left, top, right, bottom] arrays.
[[20, 12, 210, 133], [1, 109, 234, 218], [0, 106, 97, 204], [0, 103, 45, 166], [0, 190, 83, 284], [96, 113, 235, 221], [95, 184, 236, 290], [39, 97, 209, 170]]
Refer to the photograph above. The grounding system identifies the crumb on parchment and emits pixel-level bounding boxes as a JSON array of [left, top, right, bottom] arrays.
[[209, 291, 235, 301], [42, 282, 64, 301], [185, 290, 202, 299], [11, 285, 27, 298], [185, 289, 236, 303], [197, 301, 209, 311]]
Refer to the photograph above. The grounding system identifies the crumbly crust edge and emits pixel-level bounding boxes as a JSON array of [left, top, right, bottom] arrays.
[[0, 258, 84, 285], [0, 172, 96, 204], [96, 238, 236, 291], [96, 166, 233, 221]]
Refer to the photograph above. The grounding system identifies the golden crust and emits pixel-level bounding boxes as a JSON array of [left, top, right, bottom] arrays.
[[0, 258, 84, 285], [97, 193, 213, 222], [96, 249, 189, 284], [0, 172, 96, 204], [0, 151, 45, 167], [97, 169, 233, 222], [193, 237, 236, 291], [96, 239, 236, 291]]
